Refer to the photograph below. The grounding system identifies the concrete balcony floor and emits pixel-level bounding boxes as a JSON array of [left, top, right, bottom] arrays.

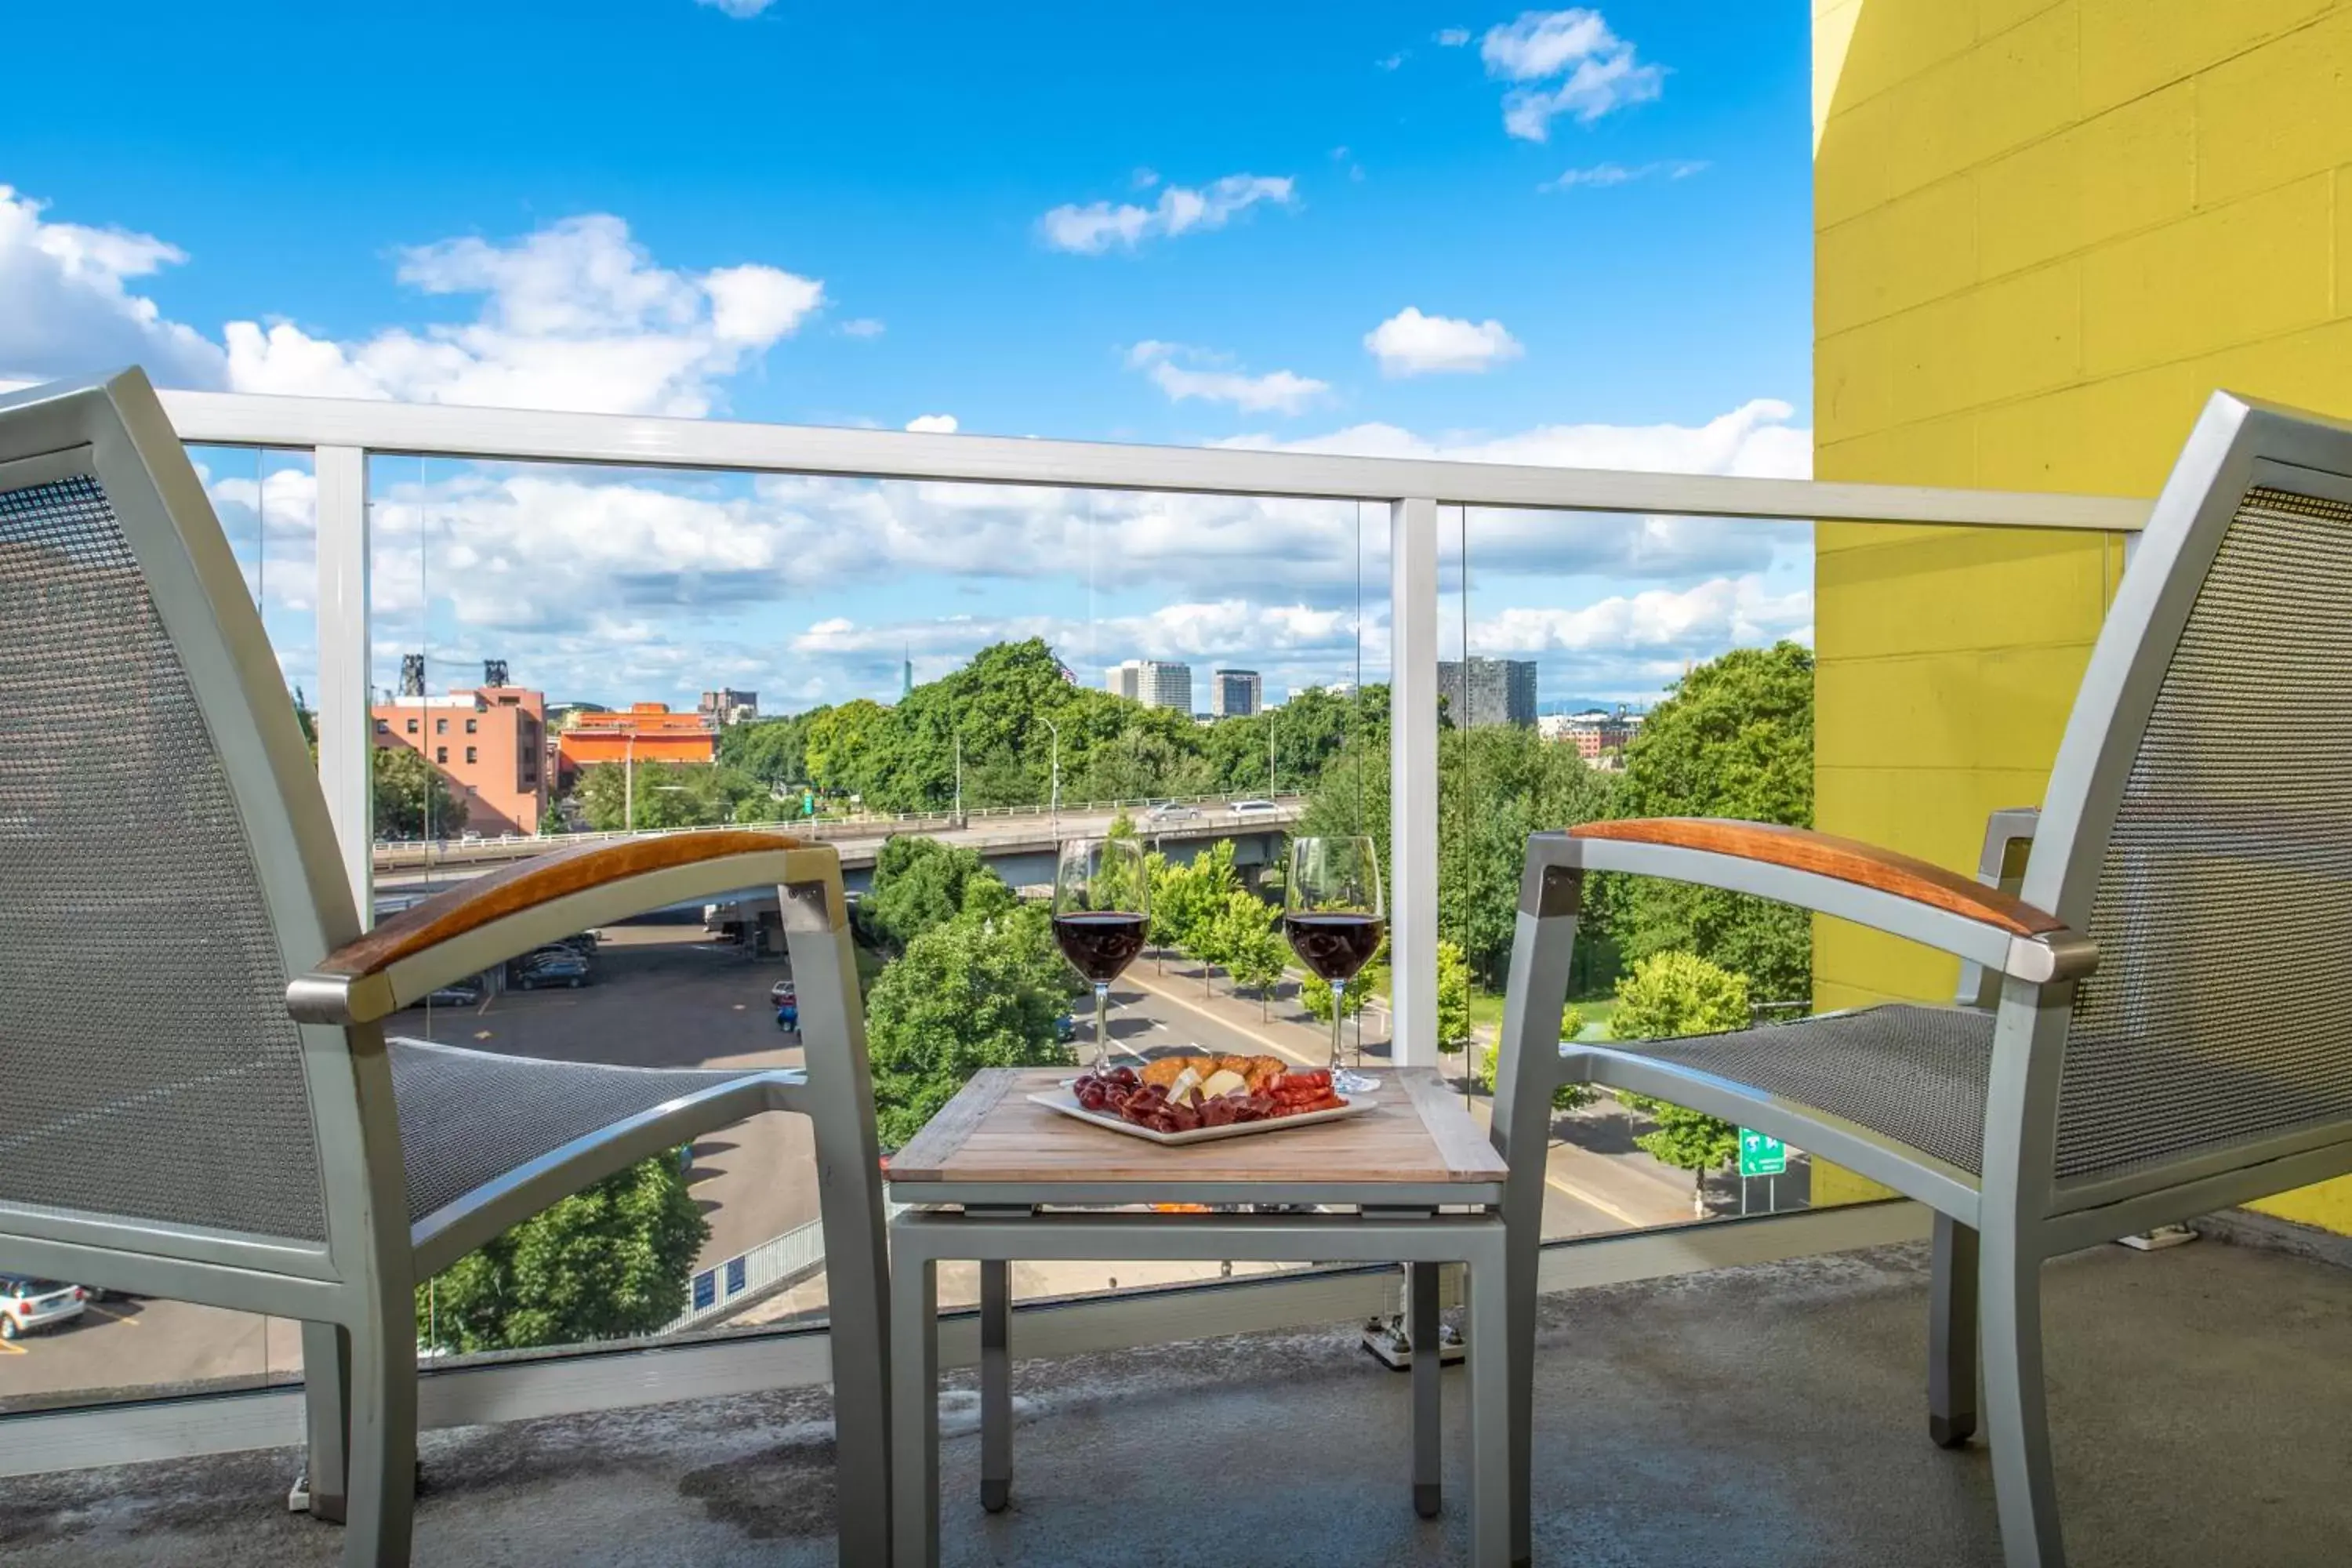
[[4, 1232, 2348, 1566]]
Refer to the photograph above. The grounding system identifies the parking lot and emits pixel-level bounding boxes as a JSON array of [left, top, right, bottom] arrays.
[[0, 921, 817, 1410]]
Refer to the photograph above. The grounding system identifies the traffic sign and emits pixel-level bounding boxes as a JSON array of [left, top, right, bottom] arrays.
[[1738, 1128, 1788, 1178]]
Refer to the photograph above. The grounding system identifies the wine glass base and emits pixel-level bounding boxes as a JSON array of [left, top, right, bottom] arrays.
[[1333, 1068, 1381, 1095]]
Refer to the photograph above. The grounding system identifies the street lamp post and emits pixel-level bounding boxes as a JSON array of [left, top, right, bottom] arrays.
[[1040, 717, 1061, 835], [623, 731, 637, 833]]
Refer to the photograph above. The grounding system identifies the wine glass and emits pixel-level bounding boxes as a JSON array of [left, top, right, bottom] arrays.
[[1051, 837, 1150, 1076], [1283, 835, 1385, 1094]]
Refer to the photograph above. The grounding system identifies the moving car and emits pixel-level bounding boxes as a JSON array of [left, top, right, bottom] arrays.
[[1229, 798, 1279, 815], [1145, 802, 1202, 825], [0, 1276, 85, 1340]]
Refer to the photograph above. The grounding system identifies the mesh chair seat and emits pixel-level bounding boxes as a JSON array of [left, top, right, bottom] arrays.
[[1601, 1004, 1996, 1176], [389, 1037, 775, 1225]]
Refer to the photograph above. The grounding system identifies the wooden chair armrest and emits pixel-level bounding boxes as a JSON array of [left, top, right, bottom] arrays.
[[1570, 818, 2066, 938], [289, 830, 840, 1025]]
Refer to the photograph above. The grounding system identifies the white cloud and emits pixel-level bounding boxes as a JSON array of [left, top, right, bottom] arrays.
[[840, 317, 886, 338], [1037, 174, 1296, 254], [0, 185, 227, 387], [905, 413, 959, 434], [1541, 158, 1708, 191], [696, 0, 775, 16], [1363, 307, 1523, 377], [1472, 576, 1812, 655], [1480, 9, 1662, 141], [1435, 27, 1472, 46], [1126, 341, 1329, 416], [1377, 51, 1409, 71], [223, 214, 825, 416]]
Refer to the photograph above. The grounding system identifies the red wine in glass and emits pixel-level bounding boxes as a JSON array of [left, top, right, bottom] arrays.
[[1054, 911, 1149, 983], [1283, 912, 1385, 983]]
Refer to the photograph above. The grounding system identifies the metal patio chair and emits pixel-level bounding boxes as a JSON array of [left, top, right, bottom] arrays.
[[0, 369, 891, 1566], [1490, 389, 2352, 1568]]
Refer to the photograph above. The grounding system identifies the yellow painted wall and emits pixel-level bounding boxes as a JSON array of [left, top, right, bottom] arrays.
[[1812, 0, 2352, 1228]]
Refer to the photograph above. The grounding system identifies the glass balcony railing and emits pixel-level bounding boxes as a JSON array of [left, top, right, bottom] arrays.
[[0, 386, 2148, 1467]]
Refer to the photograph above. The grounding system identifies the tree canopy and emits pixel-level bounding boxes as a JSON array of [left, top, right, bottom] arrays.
[[573, 759, 789, 832], [416, 1154, 708, 1352], [1609, 951, 1754, 1210], [863, 902, 1082, 1146], [1610, 642, 1814, 1005], [373, 743, 463, 839], [863, 834, 1017, 950]]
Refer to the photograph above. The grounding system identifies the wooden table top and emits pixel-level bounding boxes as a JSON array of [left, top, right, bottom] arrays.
[[885, 1066, 1508, 1194]]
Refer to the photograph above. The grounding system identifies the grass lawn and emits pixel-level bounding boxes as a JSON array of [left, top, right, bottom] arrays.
[[1466, 987, 1616, 1040]]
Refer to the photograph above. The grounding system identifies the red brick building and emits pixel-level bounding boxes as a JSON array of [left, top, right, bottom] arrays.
[[554, 702, 717, 791], [373, 682, 548, 835]]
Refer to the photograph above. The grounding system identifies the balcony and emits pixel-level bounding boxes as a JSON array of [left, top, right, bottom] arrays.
[[6, 1218, 2347, 1565]]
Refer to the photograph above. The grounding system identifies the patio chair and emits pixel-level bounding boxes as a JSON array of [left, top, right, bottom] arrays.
[[1490, 388, 2352, 1568], [0, 369, 891, 1567]]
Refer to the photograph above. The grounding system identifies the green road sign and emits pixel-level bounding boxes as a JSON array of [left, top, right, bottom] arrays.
[[1738, 1128, 1788, 1178]]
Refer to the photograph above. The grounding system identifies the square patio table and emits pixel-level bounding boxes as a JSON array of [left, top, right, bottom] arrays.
[[884, 1065, 1514, 1567]]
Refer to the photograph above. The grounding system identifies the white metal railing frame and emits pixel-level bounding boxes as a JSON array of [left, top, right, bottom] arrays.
[[160, 384, 2150, 1072], [0, 385, 2149, 1479]]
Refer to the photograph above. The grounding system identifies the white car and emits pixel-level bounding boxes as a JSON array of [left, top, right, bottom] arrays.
[[770, 978, 797, 1006], [0, 1276, 86, 1340], [1228, 798, 1279, 815]]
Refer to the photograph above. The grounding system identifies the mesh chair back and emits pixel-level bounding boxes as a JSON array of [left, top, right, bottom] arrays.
[[0, 390, 331, 1242], [2053, 469, 2352, 1181]]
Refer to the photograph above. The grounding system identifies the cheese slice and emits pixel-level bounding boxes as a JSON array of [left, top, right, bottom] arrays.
[[1200, 1068, 1247, 1101], [1169, 1065, 1205, 1105]]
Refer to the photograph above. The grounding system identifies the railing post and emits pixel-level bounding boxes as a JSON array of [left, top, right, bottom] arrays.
[[1389, 496, 1439, 1068], [314, 445, 372, 926]]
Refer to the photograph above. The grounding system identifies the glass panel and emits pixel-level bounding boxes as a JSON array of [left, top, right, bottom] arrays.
[[360, 459, 1391, 1356], [1443, 503, 1817, 1238]]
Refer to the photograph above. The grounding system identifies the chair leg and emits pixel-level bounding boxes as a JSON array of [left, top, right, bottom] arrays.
[[331, 1310, 417, 1568], [979, 1259, 1012, 1514], [1930, 1213, 1979, 1448], [301, 1320, 352, 1525], [1980, 1232, 2067, 1568], [1465, 1241, 1512, 1568], [891, 1252, 941, 1568], [1503, 1207, 1540, 1567], [1410, 1261, 1442, 1519]]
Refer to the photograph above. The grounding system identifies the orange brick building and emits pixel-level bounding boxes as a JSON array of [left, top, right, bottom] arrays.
[[554, 702, 717, 789], [373, 682, 549, 835]]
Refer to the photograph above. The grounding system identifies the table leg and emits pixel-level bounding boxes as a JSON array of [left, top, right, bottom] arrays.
[[1410, 1261, 1442, 1519], [980, 1258, 1012, 1513], [1466, 1242, 1512, 1568], [891, 1250, 940, 1568]]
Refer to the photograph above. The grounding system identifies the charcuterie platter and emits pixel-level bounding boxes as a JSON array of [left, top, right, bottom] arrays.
[[1029, 1056, 1375, 1145]]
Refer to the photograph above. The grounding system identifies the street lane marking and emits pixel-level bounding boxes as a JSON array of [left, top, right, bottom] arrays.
[[1539, 1168, 1650, 1229], [0, 1337, 25, 1354], [85, 1305, 138, 1327]]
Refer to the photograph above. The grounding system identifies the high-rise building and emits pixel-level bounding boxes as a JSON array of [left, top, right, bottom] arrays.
[[1107, 659, 1192, 713], [698, 688, 759, 726], [1210, 668, 1262, 718], [1436, 656, 1537, 728]]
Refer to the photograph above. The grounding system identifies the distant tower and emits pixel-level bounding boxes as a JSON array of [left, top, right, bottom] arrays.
[[902, 644, 915, 698], [399, 652, 426, 698], [483, 658, 509, 689]]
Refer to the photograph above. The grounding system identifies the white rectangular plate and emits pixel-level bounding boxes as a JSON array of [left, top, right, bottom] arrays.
[[1026, 1087, 1377, 1145]]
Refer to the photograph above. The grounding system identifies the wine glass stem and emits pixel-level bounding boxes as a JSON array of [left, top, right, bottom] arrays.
[[1092, 981, 1112, 1076], [1328, 980, 1346, 1079]]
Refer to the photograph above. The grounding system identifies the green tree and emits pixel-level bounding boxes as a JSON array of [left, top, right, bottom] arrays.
[[1610, 642, 1814, 1005], [1438, 725, 1619, 989], [864, 835, 1014, 951], [717, 713, 812, 789], [415, 1155, 709, 1352], [572, 760, 771, 832], [1476, 1004, 1587, 1104], [863, 904, 1082, 1146], [1436, 938, 1473, 1056], [373, 743, 463, 839], [1610, 951, 1752, 1214], [1221, 890, 1289, 1020], [1151, 840, 1241, 993]]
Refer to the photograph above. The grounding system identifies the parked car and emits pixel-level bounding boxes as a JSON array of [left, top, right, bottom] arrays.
[[556, 931, 601, 956], [512, 951, 593, 990], [1229, 798, 1279, 815], [458, 829, 484, 845], [1054, 1013, 1077, 1044], [0, 1276, 85, 1341], [422, 978, 484, 1008], [1145, 802, 1203, 825], [769, 978, 797, 1007]]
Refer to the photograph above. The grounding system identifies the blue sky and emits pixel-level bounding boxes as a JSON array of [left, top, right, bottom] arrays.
[[5, 2, 1814, 713]]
